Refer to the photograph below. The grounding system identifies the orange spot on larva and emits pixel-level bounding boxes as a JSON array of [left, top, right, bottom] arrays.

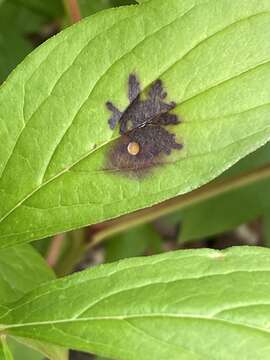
[[127, 142, 140, 156]]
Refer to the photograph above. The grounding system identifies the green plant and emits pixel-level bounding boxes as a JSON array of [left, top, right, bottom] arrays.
[[1, 0, 270, 359]]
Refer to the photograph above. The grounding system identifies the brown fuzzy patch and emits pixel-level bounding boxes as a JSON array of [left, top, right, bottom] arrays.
[[105, 74, 183, 177]]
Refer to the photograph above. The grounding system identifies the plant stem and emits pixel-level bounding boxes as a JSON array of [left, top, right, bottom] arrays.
[[63, 0, 81, 23], [46, 234, 65, 267]]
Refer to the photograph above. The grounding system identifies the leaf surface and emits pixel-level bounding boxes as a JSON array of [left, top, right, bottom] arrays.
[[106, 224, 162, 261], [0, 336, 13, 360], [1, 0, 270, 247], [0, 245, 54, 305], [0, 245, 68, 360], [6, 338, 43, 360], [1, 247, 270, 359]]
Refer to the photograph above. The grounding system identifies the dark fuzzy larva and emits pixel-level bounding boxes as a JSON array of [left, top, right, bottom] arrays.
[[105, 74, 183, 177]]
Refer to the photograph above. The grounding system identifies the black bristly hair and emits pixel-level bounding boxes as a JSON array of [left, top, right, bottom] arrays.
[[105, 73, 183, 177]]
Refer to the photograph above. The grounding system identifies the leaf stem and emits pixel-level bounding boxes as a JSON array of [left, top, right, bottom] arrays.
[[63, 0, 81, 23], [46, 234, 65, 267]]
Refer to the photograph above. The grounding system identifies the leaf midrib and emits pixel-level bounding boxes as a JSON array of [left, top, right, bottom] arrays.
[[2, 313, 270, 338]]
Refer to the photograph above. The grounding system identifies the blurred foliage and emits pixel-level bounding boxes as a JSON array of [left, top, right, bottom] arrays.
[[10, 0, 64, 18], [0, 1, 44, 32], [0, 1, 39, 81], [78, 0, 136, 17], [167, 142, 270, 243], [78, 0, 111, 16], [7, 338, 43, 360], [180, 178, 270, 242], [263, 212, 270, 248], [105, 224, 162, 262], [32, 236, 52, 257], [0, 0, 57, 82]]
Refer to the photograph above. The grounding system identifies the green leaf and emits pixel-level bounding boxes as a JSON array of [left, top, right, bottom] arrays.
[[0, 1, 45, 82], [6, 338, 43, 360], [0, 245, 68, 360], [0, 336, 13, 360], [180, 142, 270, 241], [0, 31, 32, 83], [180, 178, 270, 241], [78, 0, 112, 17], [9, 0, 64, 18], [1, 0, 270, 248], [0, 1, 45, 33], [1, 247, 270, 359], [106, 224, 162, 262], [9, 337, 67, 360], [0, 244, 54, 305], [110, 0, 137, 6]]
